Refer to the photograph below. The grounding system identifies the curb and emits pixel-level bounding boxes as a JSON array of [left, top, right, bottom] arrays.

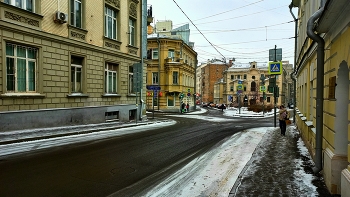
[[0, 121, 155, 146]]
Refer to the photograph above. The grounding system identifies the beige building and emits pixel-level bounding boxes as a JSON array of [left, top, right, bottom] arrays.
[[146, 36, 197, 112], [0, 0, 147, 132], [223, 61, 283, 107], [291, 0, 350, 195]]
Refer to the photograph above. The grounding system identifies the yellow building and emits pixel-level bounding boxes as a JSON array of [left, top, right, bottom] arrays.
[[223, 61, 283, 107], [146, 36, 197, 112], [291, 0, 350, 195], [0, 0, 147, 131]]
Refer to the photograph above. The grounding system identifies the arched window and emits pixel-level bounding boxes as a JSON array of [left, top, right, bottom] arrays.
[[251, 81, 256, 91]]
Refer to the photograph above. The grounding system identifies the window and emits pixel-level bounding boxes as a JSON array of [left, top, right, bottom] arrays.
[[70, 0, 82, 28], [168, 49, 175, 61], [251, 81, 256, 92], [252, 76, 255, 79], [6, 43, 37, 93], [167, 93, 175, 106], [129, 18, 135, 46], [71, 56, 83, 93], [173, 71, 178, 84], [237, 75, 241, 79], [230, 86, 234, 91], [152, 72, 158, 84], [5, 0, 34, 12], [105, 63, 118, 94], [105, 6, 117, 40], [244, 74, 247, 79], [129, 66, 134, 94], [152, 49, 158, 59], [230, 75, 234, 80]]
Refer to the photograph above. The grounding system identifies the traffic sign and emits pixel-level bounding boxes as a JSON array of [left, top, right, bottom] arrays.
[[146, 85, 161, 90], [260, 86, 266, 92], [268, 61, 282, 75], [238, 80, 243, 84], [269, 48, 282, 61]]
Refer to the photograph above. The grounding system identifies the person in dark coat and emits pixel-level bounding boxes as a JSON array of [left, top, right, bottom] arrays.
[[186, 103, 189, 112], [181, 102, 186, 113], [279, 105, 287, 136]]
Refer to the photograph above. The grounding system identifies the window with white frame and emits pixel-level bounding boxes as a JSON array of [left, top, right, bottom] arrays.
[[6, 43, 37, 93], [105, 5, 117, 40], [4, 0, 34, 12], [173, 71, 178, 84], [71, 56, 83, 93], [168, 49, 175, 61], [129, 18, 135, 46], [152, 72, 158, 84], [105, 63, 118, 94], [152, 48, 158, 59], [129, 66, 134, 94], [70, 0, 82, 28]]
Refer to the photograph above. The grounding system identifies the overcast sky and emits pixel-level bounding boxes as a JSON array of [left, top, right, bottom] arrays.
[[147, 0, 298, 65]]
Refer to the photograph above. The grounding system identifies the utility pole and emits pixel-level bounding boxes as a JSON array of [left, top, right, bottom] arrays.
[[274, 45, 277, 127]]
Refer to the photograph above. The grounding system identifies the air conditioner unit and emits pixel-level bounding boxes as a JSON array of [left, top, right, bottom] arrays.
[[54, 11, 67, 24]]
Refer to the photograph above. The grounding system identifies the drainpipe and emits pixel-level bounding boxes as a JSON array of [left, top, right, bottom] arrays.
[[157, 35, 160, 111], [306, 1, 325, 174], [289, 4, 298, 124]]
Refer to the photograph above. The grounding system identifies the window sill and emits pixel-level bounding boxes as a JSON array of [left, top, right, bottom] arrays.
[[127, 94, 137, 97], [102, 94, 121, 97], [67, 93, 89, 98], [0, 93, 45, 99]]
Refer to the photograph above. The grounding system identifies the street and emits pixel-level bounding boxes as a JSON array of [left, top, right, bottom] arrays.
[[0, 109, 274, 197]]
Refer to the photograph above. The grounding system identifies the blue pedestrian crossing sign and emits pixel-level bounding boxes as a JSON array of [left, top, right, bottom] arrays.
[[268, 61, 282, 75]]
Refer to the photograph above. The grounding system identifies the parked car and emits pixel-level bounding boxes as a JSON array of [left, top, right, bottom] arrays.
[[218, 104, 226, 110], [202, 103, 209, 107]]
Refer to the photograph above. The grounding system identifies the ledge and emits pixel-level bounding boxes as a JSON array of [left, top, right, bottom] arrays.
[[102, 94, 121, 97], [305, 121, 313, 127], [66, 93, 89, 98], [298, 113, 304, 117], [301, 117, 307, 121], [311, 128, 316, 134], [127, 94, 137, 97], [0, 93, 45, 99]]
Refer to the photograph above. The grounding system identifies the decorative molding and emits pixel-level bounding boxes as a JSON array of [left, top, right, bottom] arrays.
[[4, 11, 39, 27], [105, 41, 120, 50], [71, 31, 86, 40], [127, 45, 138, 55], [129, 48, 138, 55], [129, 2, 137, 18], [105, 0, 120, 8]]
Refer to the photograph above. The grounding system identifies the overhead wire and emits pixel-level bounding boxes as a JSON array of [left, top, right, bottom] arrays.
[[172, 0, 226, 60]]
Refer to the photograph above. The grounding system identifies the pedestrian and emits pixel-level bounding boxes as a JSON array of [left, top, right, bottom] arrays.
[[279, 105, 287, 136], [186, 103, 189, 112], [181, 102, 186, 114]]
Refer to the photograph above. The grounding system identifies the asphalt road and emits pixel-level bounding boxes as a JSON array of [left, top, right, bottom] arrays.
[[0, 108, 274, 197]]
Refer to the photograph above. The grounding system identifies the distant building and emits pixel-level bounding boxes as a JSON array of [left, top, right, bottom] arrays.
[[223, 61, 283, 107], [199, 60, 229, 103], [146, 37, 197, 112]]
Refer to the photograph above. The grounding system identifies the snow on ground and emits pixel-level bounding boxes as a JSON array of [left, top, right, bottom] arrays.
[[145, 128, 268, 197], [145, 106, 318, 196]]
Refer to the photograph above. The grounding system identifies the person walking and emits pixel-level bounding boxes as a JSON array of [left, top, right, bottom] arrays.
[[279, 105, 287, 136], [181, 102, 186, 114], [186, 103, 189, 112]]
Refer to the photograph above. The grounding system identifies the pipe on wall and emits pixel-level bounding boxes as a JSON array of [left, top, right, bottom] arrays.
[[289, 3, 298, 124], [306, 2, 325, 174]]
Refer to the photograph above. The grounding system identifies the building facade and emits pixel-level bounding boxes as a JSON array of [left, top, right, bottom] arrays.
[[200, 60, 228, 103], [223, 61, 283, 107], [0, 0, 147, 132], [146, 36, 197, 112], [291, 0, 350, 195]]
